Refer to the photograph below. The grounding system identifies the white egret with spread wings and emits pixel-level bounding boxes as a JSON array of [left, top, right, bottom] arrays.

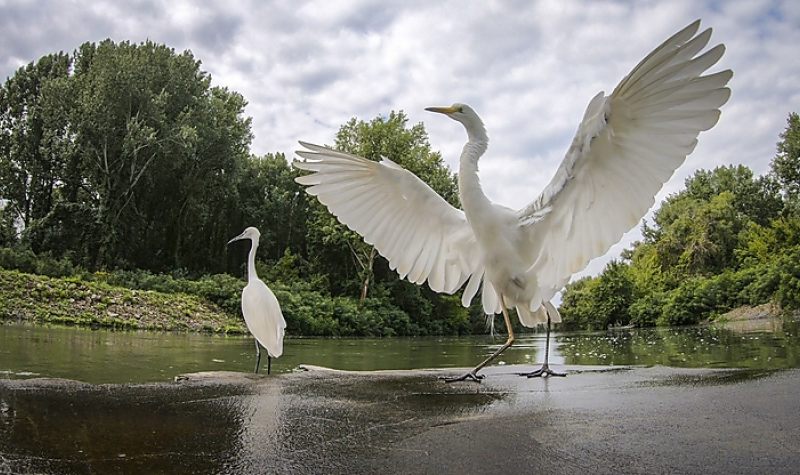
[[294, 20, 731, 382]]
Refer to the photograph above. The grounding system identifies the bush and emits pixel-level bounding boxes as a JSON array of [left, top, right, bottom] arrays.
[[738, 264, 779, 305], [629, 293, 664, 327], [0, 247, 76, 277], [660, 278, 708, 326], [775, 251, 800, 309]]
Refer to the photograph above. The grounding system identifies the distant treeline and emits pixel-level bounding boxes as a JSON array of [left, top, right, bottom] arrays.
[[1, 40, 798, 334], [560, 113, 800, 329]]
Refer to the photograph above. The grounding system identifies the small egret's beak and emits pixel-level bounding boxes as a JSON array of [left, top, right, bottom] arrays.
[[227, 232, 246, 245], [425, 106, 459, 115]]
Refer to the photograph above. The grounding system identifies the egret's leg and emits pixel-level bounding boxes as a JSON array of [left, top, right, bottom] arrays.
[[518, 313, 566, 378], [443, 304, 515, 383], [267, 355, 272, 375], [254, 339, 262, 374]]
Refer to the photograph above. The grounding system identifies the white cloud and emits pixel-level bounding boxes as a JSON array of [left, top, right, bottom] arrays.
[[1, 0, 797, 281]]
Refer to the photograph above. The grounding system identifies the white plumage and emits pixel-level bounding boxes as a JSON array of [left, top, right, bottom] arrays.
[[228, 227, 287, 374], [294, 20, 731, 380]]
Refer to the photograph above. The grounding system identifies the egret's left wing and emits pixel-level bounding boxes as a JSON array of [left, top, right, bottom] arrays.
[[516, 20, 732, 296], [294, 142, 486, 301]]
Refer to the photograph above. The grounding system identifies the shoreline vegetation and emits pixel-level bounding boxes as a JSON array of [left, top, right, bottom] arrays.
[[0, 267, 792, 335], [0, 269, 244, 333], [0, 262, 480, 337]]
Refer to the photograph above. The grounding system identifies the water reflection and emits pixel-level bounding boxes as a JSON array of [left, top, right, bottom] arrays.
[[0, 371, 505, 473], [0, 382, 248, 473], [1, 318, 799, 384]]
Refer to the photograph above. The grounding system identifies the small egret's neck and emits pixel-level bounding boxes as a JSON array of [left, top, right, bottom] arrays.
[[458, 120, 491, 215], [247, 238, 259, 282]]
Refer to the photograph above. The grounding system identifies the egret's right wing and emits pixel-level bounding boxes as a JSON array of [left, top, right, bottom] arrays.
[[294, 142, 483, 297], [516, 20, 731, 297]]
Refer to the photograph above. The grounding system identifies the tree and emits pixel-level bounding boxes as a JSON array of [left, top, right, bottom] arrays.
[[0, 204, 16, 246], [0, 41, 254, 272], [682, 165, 782, 225], [592, 260, 634, 327], [559, 276, 599, 330], [0, 53, 73, 230], [644, 165, 781, 279], [561, 261, 633, 330], [66, 40, 252, 271], [230, 153, 311, 274], [771, 112, 800, 208]]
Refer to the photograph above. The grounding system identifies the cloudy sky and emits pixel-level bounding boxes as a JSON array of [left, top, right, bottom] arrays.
[[2, 0, 798, 277]]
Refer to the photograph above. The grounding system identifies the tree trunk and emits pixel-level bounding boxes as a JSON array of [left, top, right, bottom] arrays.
[[359, 247, 376, 305]]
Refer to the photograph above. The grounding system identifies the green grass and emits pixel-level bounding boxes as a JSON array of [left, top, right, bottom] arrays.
[[0, 269, 246, 333]]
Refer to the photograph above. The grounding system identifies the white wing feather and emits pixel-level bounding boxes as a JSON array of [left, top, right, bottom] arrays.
[[294, 142, 484, 297], [518, 20, 732, 299]]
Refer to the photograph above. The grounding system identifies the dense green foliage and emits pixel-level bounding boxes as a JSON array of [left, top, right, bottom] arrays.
[[0, 42, 487, 336], [560, 114, 800, 329], [0, 42, 254, 272]]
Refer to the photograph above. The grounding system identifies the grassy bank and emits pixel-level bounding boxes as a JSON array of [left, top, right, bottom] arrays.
[[0, 247, 482, 336], [0, 269, 246, 333]]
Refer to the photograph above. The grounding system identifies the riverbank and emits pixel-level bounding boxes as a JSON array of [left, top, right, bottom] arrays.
[[0, 267, 480, 337], [0, 269, 245, 333], [2, 365, 798, 473], [1, 267, 793, 337]]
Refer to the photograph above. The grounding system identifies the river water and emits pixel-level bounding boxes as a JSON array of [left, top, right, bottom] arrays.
[[2, 319, 800, 473], [2, 318, 798, 384]]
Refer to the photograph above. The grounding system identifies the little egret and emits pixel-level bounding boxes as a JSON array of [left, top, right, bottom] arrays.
[[228, 227, 287, 374], [294, 20, 731, 382]]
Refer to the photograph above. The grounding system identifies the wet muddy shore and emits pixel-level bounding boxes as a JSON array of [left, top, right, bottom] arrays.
[[2, 365, 799, 474]]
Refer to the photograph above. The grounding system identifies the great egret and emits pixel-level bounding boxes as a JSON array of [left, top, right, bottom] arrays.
[[294, 20, 731, 382], [228, 227, 287, 374]]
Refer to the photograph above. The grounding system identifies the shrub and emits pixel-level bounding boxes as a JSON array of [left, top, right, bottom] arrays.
[[0, 247, 75, 277], [629, 293, 664, 327]]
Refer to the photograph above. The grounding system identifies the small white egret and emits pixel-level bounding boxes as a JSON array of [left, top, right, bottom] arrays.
[[228, 227, 287, 374], [294, 20, 731, 382]]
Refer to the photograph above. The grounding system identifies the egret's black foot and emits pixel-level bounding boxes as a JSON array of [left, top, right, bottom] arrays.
[[440, 371, 485, 383], [518, 365, 566, 378]]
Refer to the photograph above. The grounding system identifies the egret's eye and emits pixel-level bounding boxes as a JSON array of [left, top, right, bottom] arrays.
[[458, 106, 464, 113]]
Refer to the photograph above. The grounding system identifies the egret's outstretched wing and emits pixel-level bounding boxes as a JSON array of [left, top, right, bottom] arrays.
[[518, 20, 732, 294], [294, 142, 486, 299]]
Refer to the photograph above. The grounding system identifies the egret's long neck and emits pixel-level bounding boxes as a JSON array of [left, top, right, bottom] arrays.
[[458, 122, 491, 215], [247, 238, 259, 282]]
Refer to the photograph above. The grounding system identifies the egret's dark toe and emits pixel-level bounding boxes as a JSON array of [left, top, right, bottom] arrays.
[[440, 371, 485, 383], [518, 366, 567, 378]]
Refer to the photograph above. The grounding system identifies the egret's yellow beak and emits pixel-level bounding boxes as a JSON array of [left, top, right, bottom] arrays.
[[424, 106, 459, 115]]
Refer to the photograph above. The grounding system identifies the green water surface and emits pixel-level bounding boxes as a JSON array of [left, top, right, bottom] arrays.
[[1, 317, 798, 384]]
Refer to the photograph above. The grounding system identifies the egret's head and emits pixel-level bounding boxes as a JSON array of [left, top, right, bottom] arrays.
[[425, 103, 486, 141], [227, 226, 261, 245]]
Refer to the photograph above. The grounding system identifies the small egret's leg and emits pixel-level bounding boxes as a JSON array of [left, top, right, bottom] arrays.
[[443, 302, 515, 383], [519, 312, 566, 378], [254, 339, 262, 374], [267, 355, 272, 375]]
